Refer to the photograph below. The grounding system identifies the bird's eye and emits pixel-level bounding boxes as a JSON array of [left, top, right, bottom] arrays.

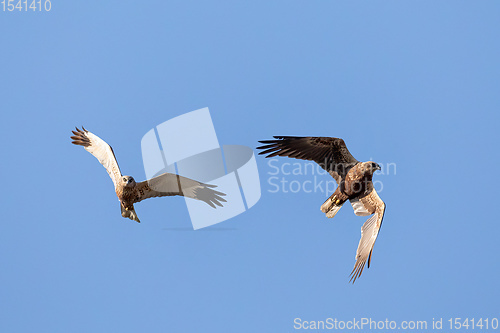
[[123, 178, 127, 182]]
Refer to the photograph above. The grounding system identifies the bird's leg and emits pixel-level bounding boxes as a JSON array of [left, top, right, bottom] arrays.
[[330, 195, 342, 205]]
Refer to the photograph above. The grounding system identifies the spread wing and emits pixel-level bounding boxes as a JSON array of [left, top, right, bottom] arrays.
[[349, 189, 386, 283], [134, 172, 226, 208], [71, 127, 122, 188], [257, 136, 359, 183]]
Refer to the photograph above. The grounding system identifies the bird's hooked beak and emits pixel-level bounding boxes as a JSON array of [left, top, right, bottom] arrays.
[[370, 162, 381, 172], [127, 178, 133, 184]]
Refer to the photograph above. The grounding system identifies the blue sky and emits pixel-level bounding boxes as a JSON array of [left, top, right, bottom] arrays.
[[1, 1, 499, 332]]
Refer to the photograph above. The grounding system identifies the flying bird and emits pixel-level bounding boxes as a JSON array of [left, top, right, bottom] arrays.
[[71, 127, 226, 223], [257, 136, 386, 282]]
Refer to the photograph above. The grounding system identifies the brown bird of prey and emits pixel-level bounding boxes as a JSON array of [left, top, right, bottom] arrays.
[[257, 136, 386, 282], [71, 127, 226, 223]]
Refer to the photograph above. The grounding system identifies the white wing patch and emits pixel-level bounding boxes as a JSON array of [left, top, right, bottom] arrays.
[[83, 131, 122, 187], [350, 198, 371, 216], [71, 128, 123, 188], [349, 212, 381, 283], [349, 189, 386, 282], [356, 213, 379, 261]]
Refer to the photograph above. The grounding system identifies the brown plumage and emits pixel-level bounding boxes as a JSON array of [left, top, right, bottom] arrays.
[[71, 127, 226, 223], [257, 136, 386, 283]]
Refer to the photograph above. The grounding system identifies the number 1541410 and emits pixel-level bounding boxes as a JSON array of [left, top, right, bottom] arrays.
[[1, 0, 51, 11]]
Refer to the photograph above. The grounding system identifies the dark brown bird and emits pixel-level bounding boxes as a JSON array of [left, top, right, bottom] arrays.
[[257, 136, 386, 282], [71, 127, 226, 223]]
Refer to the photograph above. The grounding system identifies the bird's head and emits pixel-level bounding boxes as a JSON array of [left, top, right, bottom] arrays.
[[364, 161, 381, 175], [122, 176, 136, 187]]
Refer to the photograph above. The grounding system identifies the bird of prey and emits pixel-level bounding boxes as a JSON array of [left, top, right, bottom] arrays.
[[71, 127, 226, 223], [257, 136, 386, 282]]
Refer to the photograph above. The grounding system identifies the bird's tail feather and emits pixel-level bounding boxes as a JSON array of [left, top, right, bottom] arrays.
[[321, 195, 345, 218], [121, 205, 141, 223]]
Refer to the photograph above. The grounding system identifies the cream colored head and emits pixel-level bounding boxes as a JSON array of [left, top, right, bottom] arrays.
[[121, 175, 136, 188], [361, 161, 381, 175]]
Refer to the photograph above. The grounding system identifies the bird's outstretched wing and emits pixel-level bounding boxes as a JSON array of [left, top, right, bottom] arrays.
[[349, 189, 385, 283], [257, 136, 359, 183], [71, 127, 122, 188], [134, 172, 226, 208]]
